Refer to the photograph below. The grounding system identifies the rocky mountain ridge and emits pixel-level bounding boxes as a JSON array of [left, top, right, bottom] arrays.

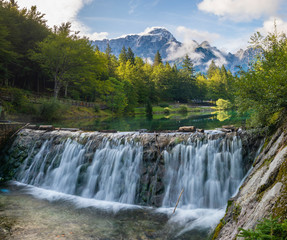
[[92, 27, 255, 73]]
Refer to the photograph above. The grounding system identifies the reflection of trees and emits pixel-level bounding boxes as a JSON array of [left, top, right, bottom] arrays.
[[212, 111, 232, 122]]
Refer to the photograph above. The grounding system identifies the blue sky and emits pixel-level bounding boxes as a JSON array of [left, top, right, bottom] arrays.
[[17, 0, 287, 52]]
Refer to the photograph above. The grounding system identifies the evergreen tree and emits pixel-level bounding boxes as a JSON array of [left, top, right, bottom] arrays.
[[127, 47, 135, 64], [105, 43, 112, 58], [182, 54, 195, 79], [119, 46, 127, 64], [207, 60, 217, 78], [153, 50, 162, 66]]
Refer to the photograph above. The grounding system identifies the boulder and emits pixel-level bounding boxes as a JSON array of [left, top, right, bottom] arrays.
[[197, 129, 204, 133], [178, 126, 196, 132]]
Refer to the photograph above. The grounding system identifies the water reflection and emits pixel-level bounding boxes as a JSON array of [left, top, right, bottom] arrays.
[[213, 111, 232, 122], [48, 110, 247, 132]]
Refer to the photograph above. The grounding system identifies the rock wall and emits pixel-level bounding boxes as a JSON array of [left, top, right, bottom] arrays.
[[0, 123, 24, 148], [214, 126, 287, 239]]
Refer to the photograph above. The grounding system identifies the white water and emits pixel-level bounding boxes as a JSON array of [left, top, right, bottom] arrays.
[[15, 132, 244, 209], [162, 136, 243, 209], [11, 131, 249, 238], [17, 136, 142, 204]]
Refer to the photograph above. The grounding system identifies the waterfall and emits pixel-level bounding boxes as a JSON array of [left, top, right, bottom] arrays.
[[162, 136, 243, 209], [13, 130, 247, 208], [16, 133, 142, 204]]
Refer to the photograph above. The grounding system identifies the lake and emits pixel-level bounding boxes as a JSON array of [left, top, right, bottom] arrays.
[[51, 110, 248, 131]]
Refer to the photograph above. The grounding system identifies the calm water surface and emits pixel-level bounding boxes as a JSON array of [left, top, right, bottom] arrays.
[[50, 110, 247, 131]]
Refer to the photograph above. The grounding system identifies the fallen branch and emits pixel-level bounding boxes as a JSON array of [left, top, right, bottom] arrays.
[[10, 123, 30, 139], [173, 188, 184, 214]]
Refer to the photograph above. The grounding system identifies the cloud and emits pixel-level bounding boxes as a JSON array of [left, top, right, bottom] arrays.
[[165, 26, 219, 62], [129, 0, 140, 14], [176, 26, 220, 44], [257, 17, 287, 35], [198, 0, 282, 22], [16, 0, 108, 40], [165, 41, 203, 63]]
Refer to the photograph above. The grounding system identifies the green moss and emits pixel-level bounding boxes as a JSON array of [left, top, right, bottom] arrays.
[[232, 204, 242, 222], [211, 222, 223, 240]]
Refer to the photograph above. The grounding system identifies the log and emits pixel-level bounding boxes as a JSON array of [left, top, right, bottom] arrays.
[[178, 126, 196, 132], [173, 189, 184, 214]]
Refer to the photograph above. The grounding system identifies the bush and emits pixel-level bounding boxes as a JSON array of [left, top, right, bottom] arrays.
[[38, 99, 65, 121], [164, 107, 171, 114], [238, 217, 287, 240], [159, 102, 169, 108], [178, 105, 188, 113], [94, 104, 100, 113], [215, 99, 231, 110]]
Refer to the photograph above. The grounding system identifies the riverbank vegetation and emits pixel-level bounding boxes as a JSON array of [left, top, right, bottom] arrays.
[[1, 0, 286, 131], [0, 0, 233, 120]]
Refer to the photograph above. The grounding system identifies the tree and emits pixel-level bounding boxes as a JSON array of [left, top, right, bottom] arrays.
[[119, 46, 127, 64], [207, 60, 217, 78], [153, 50, 162, 66], [127, 47, 135, 65], [235, 28, 287, 126], [182, 54, 195, 78], [31, 23, 96, 99]]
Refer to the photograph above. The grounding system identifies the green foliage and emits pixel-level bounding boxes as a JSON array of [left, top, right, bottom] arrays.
[[159, 102, 169, 108], [232, 204, 241, 222], [215, 99, 231, 110], [145, 99, 153, 118], [235, 29, 287, 127], [153, 50, 162, 66], [38, 99, 65, 121], [238, 217, 287, 240], [178, 105, 188, 113], [94, 104, 100, 113], [164, 107, 171, 114]]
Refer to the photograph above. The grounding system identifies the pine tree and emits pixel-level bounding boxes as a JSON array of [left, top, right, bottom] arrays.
[[127, 47, 135, 64], [182, 54, 195, 79], [119, 46, 127, 64], [153, 50, 162, 66], [207, 60, 217, 78], [105, 43, 112, 58]]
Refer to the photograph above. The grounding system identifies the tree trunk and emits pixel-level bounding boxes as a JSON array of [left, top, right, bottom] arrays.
[[54, 76, 61, 99], [64, 82, 68, 98]]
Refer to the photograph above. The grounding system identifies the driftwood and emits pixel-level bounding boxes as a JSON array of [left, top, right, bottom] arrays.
[[173, 189, 184, 214], [10, 123, 30, 139]]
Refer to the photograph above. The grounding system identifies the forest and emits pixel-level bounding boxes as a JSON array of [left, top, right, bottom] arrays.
[[1, 0, 287, 129], [0, 0, 234, 115]]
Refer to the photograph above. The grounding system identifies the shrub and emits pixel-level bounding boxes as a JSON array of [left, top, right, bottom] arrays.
[[215, 99, 231, 110], [38, 99, 65, 121], [238, 217, 287, 240], [94, 104, 100, 113], [164, 107, 171, 114], [178, 105, 188, 113], [159, 102, 169, 108]]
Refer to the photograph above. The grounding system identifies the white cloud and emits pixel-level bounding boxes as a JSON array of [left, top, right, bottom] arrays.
[[165, 41, 203, 63], [198, 0, 282, 22], [257, 17, 287, 35], [129, 0, 140, 14], [176, 26, 220, 44], [16, 0, 108, 40], [165, 26, 219, 62]]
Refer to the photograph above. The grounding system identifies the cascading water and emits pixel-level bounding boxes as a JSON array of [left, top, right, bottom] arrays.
[[13, 130, 247, 209], [16, 133, 143, 204], [162, 136, 243, 209]]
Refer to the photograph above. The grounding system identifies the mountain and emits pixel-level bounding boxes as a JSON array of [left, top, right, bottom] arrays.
[[92, 27, 255, 73]]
